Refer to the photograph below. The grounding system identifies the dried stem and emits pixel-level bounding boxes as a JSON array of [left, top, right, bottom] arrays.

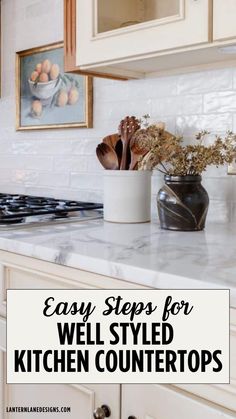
[[137, 128, 236, 175]]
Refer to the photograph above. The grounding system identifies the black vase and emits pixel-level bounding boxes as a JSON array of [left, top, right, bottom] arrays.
[[157, 175, 209, 231]]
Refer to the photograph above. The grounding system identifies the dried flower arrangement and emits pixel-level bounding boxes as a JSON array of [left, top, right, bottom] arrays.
[[137, 125, 236, 175]]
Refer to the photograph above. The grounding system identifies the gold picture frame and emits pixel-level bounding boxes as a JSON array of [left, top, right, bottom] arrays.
[[16, 42, 93, 130]]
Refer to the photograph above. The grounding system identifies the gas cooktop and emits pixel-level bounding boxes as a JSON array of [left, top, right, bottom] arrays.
[[0, 194, 103, 229]]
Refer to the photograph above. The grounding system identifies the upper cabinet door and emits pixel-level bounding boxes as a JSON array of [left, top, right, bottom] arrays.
[[213, 0, 236, 41], [75, 0, 211, 69]]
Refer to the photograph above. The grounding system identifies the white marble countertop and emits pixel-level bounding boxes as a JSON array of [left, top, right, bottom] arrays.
[[0, 219, 235, 306]]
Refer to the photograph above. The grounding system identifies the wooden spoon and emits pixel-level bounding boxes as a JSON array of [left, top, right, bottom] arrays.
[[129, 136, 150, 170], [102, 133, 123, 169], [118, 116, 140, 170], [102, 133, 119, 149], [96, 143, 119, 170]]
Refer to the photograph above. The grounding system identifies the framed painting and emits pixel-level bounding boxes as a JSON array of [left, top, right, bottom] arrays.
[[16, 42, 93, 130]]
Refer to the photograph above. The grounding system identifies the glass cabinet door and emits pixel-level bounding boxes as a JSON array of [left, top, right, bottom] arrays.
[[76, 0, 210, 71], [97, 0, 182, 34]]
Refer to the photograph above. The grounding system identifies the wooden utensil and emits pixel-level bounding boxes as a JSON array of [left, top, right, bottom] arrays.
[[102, 133, 123, 169], [96, 143, 119, 170], [129, 135, 150, 170], [115, 139, 123, 168], [102, 133, 120, 149], [118, 116, 140, 170]]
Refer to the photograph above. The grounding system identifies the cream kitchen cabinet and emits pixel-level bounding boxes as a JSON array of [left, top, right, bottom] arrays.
[[0, 250, 236, 418], [213, 0, 236, 41], [122, 384, 236, 419], [1, 351, 120, 419], [64, 0, 212, 79], [75, 0, 210, 73], [64, 0, 236, 79], [0, 250, 146, 419], [0, 326, 5, 419], [174, 307, 236, 413]]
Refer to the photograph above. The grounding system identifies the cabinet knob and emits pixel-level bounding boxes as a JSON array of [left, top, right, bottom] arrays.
[[93, 405, 111, 419], [128, 417, 138, 419]]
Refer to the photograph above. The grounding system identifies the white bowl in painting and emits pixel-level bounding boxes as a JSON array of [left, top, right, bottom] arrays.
[[28, 77, 62, 100]]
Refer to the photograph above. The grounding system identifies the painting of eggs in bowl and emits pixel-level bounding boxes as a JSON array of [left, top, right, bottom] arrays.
[[28, 61, 62, 102], [27, 58, 80, 117], [16, 43, 93, 130]]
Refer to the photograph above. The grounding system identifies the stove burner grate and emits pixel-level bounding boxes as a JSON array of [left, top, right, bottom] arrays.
[[0, 194, 103, 225]]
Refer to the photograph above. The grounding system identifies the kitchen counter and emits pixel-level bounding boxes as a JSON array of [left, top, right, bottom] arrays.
[[0, 219, 235, 305]]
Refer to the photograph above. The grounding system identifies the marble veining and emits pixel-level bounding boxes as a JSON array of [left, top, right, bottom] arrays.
[[1, 0, 236, 225], [0, 220, 235, 306]]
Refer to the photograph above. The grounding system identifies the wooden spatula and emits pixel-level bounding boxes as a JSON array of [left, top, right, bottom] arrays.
[[118, 116, 140, 170]]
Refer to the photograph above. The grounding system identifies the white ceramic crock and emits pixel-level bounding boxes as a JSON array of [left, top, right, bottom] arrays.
[[103, 170, 152, 223]]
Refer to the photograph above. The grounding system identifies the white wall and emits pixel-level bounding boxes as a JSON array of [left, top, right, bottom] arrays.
[[1, 0, 236, 222]]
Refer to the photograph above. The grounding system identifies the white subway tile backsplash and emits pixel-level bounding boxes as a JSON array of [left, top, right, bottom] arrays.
[[0, 142, 14, 154], [30, 140, 73, 156], [151, 172, 165, 194], [232, 69, 236, 90], [0, 155, 53, 171], [94, 79, 130, 103], [177, 69, 233, 94], [231, 177, 236, 201], [204, 165, 228, 178], [15, 0, 63, 51], [0, 168, 14, 182], [12, 169, 39, 185], [36, 172, 70, 188], [11, 142, 36, 155], [0, 0, 236, 224], [204, 92, 236, 113], [87, 157, 104, 172], [98, 99, 152, 121], [129, 76, 177, 99], [71, 139, 98, 156], [36, 158, 54, 172], [231, 203, 236, 221], [207, 200, 232, 223], [148, 116, 176, 132], [152, 94, 202, 117], [70, 173, 103, 190], [176, 114, 233, 135], [0, 183, 26, 195], [202, 177, 234, 202], [232, 114, 236, 132], [54, 156, 88, 172]]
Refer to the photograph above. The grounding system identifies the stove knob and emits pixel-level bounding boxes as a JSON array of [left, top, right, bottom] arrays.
[[93, 405, 111, 419]]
